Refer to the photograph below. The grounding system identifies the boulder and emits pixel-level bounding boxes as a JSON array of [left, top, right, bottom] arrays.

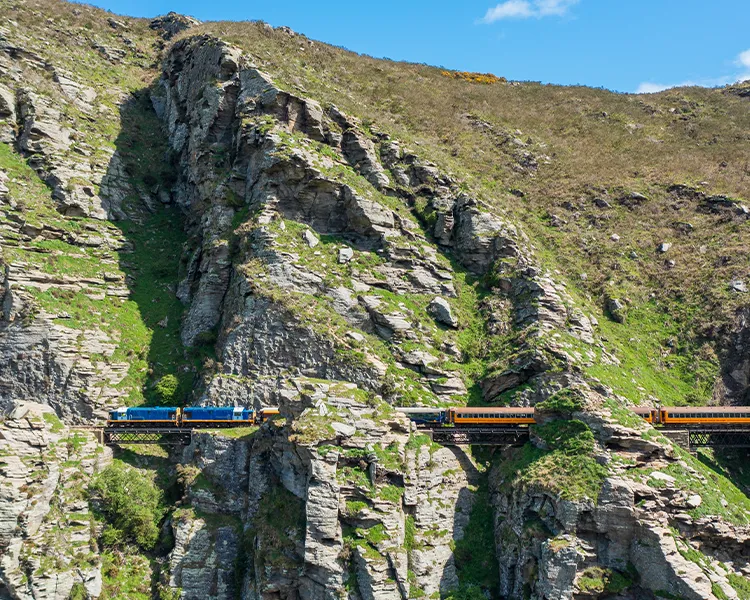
[[658, 242, 672, 253], [0, 169, 9, 197], [303, 228, 319, 248], [0, 84, 15, 142], [649, 471, 676, 484], [428, 296, 458, 328], [331, 422, 357, 437], [606, 297, 627, 323], [0, 84, 15, 121]]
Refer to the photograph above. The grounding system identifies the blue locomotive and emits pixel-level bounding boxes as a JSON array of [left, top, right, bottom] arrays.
[[107, 406, 278, 428], [107, 406, 181, 427], [182, 406, 254, 427]]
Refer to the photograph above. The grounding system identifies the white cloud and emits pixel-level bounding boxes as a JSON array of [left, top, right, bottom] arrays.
[[480, 0, 578, 23], [737, 48, 750, 69], [636, 82, 671, 94], [481, 1, 533, 21], [536, 0, 579, 16], [636, 48, 750, 94]]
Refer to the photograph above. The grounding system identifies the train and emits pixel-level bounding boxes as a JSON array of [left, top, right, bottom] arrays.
[[107, 405, 750, 430], [395, 406, 750, 428], [107, 406, 279, 428], [396, 407, 535, 427]]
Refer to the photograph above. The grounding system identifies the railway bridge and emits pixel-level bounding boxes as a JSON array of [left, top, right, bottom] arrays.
[[92, 424, 750, 450], [427, 426, 750, 449]]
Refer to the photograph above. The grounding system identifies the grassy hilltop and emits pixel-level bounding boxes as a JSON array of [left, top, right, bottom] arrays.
[[180, 20, 750, 407]]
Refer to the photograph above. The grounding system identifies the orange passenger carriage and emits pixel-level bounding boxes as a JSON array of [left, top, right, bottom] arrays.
[[659, 407, 750, 427], [449, 407, 536, 427], [632, 407, 659, 424], [258, 407, 280, 422]]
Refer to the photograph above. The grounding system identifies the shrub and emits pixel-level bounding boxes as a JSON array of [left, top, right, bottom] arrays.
[[69, 582, 86, 600], [444, 584, 487, 600], [158, 585, 182, 600], [500, 420, 608, 501], [100, 525, 125, 548], [536, 388, 585, 414], [89, 461, 164, 550], [534, 420, 596, 454], [154, 374, 179, 404]]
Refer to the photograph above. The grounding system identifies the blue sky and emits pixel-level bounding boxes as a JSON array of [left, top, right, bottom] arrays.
[[78, 0, 750, 93]]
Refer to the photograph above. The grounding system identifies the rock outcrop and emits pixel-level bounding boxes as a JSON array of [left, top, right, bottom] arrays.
[[152, 34, 598, 415], [0, 402, 111, 600], [168, 378, 481, 600]]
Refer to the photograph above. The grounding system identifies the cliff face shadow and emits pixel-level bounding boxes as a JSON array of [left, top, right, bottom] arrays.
[[106, 89, 212, 408], [439, 445, 501, 598]]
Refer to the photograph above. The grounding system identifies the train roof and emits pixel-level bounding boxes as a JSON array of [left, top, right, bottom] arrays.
[[663, 406, 750, 413], [452, 407, 534, 413], [395, 407, 447, 413], [182, 405, 252, 409]]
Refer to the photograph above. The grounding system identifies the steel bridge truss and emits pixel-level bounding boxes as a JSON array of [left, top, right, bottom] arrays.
[[101, 425, 750, 449], [104, 428, 193, 445], [428, 427, 530, 446], [688, 429, 750, 449]]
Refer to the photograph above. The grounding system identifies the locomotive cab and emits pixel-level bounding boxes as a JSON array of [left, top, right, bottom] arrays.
[[107, 408, 128, 425], [395, 407, 447, 427]]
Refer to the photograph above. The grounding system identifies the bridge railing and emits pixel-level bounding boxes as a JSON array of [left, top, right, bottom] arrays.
[[103, 428, 192, 445]]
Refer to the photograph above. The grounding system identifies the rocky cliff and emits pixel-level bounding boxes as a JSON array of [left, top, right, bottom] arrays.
[[0, 403, 111, 599], [2, 1, 750, 599]]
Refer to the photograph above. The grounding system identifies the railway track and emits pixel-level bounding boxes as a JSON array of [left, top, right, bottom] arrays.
[[86, 424, 750, 449]]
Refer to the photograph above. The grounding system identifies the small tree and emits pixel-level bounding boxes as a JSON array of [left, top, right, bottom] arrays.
[[155, 374, 179, 404], [90, 461, 164, 550], [444, 584, 487, 600]]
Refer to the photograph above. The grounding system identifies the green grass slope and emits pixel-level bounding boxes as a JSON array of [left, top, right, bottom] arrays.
[[180, 20, 750, 406]]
